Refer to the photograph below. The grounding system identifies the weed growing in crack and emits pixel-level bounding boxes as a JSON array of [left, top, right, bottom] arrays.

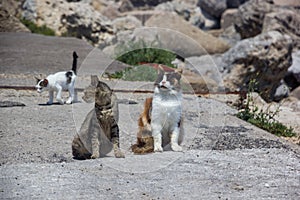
[[236, 79, 296, 137]]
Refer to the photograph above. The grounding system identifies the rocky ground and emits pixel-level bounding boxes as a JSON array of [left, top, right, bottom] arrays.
[[1, 0, 300, 198], [0, 32, 299, 199], [1, 88, 300, 199]]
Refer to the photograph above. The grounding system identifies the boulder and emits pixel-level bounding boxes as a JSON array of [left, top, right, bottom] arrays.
[[145, 12, 230, 57], [273, 0, 300, 6], [234, 0, 277, 39], [182, 69, 219, 93], [284, 51, 300, 90], [155, 1, 207, 29], [273, 81, 290, 102], [112, 15, 142, 31], [185, 55, 223, 85], [221, 9, 238, 29], [226, 0, 250, 8], [21, 0, 115, 47], [127, 0, 172, 8], [222, 31, 293, 102], [262, 9, 300, 49], [0, 7, 30, 33], [197, 0, 227, 19]]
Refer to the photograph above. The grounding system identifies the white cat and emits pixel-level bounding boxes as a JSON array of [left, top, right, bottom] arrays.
[[151, 65, 184, 152], [35, 51, 78, 105]]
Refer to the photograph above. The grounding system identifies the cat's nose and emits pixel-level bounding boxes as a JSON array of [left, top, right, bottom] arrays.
[[161, 81, 166, 85]]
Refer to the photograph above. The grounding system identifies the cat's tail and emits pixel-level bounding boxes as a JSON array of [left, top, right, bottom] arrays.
[[72, 134, 91, 160], [131, 136, 154, 154], [72, 51, 78, 75]]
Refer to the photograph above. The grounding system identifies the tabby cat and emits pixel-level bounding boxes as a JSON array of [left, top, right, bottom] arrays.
[[132, 66, 184, 154], [72, 76, 124, 159]]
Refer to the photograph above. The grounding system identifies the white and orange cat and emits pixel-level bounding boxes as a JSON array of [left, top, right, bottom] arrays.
[[35, 51, 78, 105], [132, 66, 184, 153]]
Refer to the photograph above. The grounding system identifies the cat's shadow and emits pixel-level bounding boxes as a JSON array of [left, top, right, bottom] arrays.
[[38, 101, 82, 106]]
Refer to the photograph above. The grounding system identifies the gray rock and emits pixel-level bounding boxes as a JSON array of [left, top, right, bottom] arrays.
[[273, 81, 290, 102], [285, 51, 300, 90], [198, 0, 227, 19], [155, 1, 206, 29], [112, 15, 142, 31], [222, 31, 293, 102], [234, 0, 276, 39], [226, 0, 249, 8], [21, 0, 116, 47], [145, 12, 230, 57], [221, 9, 238, 29], [263, 9, 300, 49]]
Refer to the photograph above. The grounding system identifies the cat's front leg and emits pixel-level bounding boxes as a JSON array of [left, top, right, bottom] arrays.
[[170, 127, 182, 152], [91, 139, 100, 159], [152, 128, 163, 152], [66, 87, 74, 104], [47, 91, 54, 105], [55, 86, 64, 104], [112, 137, 125, 158]]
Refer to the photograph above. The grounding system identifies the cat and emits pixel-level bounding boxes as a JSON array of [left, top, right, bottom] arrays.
[[72, 76, 124, 159], [35, 51, 78, 105], [131, 65, 184, 154]]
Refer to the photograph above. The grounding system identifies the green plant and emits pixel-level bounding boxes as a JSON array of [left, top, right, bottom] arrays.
[[115, 38, 177, 68], [236, 79, 296, 137], [121, 65, 157, 82], [20, 18, 55, 36]]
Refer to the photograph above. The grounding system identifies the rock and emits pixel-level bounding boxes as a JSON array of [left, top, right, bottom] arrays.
[[219, 25, 242, 47], [226, 0, 250, 8], [273, 0, 300, 7], [222, 31, 293, 102], [127, 0, 172, 8], [185, 55, 223, 85], [284, 51, 300, 90], [0, 6, 30, 33], [197, 0, 227, 19], [234, 0, 277, 39], [112, 15, 142, 31], [120, 10, 161, 25], [273, 81, 290, 102], [119, 0, 134, 12], [221, 9, 238, 29], [290, 86, 300, 100], [155, 1, 206, 29], [21, 0, 115, 47], [182, 69, 219, 93], [145, 12, 230, 57], [262, 9, 300, 49]]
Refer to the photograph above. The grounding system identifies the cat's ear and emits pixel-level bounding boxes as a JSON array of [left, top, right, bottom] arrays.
[[43, 79, 49, 87], [35, 76, 41, 83], [157, 64, 164, 75], [175, 68, 183, 74], [90, 75, 99, 87]]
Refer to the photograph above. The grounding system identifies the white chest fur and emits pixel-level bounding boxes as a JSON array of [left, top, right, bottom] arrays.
[[151, 91, 182, 133]]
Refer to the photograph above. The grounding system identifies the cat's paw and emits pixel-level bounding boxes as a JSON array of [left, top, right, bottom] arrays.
[[154, 144, 163, 152], [66, 100, 72, 104], [171, 144, 182, 152], [57, 99, 64, 105], [114, 149, 125, 158], [46, 101, 53, 105], [91, 153, 99, 159]]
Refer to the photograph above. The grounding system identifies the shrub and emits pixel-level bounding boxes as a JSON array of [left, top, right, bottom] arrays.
[[121, 65, 157, 82], [20, 18, 55, 36], [115, 38, 177, 68]]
